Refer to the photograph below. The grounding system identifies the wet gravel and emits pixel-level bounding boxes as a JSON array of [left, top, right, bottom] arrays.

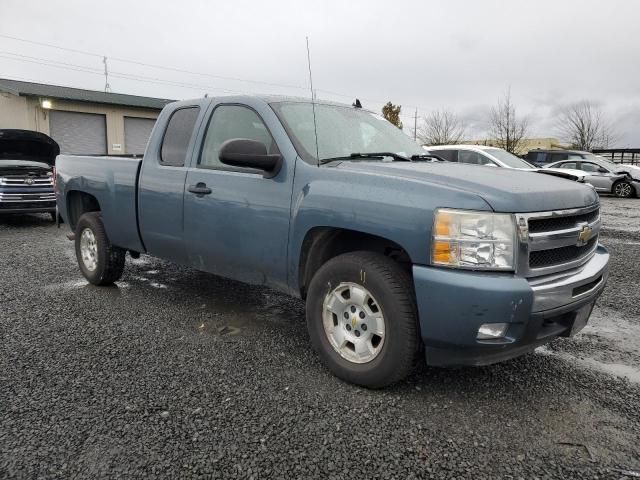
[[1, 197, 639, 479]]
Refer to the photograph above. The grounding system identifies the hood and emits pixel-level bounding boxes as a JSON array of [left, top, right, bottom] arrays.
[[615, 164, 640, 180], [0, 129, 59, 167], [334, 161, 599, 213]]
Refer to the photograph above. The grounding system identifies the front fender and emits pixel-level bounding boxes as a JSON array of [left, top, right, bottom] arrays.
[[287, 162, 492, 293]]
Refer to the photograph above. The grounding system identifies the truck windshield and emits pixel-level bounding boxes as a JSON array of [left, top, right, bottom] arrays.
[[270, 102, 425, 163]]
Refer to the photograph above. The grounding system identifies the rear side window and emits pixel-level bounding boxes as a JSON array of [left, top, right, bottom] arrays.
[[558, 162, 577, 169], [580, 162, 601, 173], [429, 149, 457, 162], [527, 152, 548, 164], [459, 150, 494, 165], [549, 153, 568, 163], [160, 107, 200, 166]]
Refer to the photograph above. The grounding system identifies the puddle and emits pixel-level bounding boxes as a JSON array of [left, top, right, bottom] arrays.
[[537, 346, 640, 384], [44, 279, 88, 291]]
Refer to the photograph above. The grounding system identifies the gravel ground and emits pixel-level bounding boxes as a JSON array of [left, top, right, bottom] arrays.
[[1, 197, 639, 479]]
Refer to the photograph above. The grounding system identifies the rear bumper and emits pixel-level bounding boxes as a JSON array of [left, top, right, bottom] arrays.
[[413, 245, 609, 366]]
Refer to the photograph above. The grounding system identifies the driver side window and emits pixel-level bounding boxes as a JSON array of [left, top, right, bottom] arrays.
[[199, 105, 278, 169]]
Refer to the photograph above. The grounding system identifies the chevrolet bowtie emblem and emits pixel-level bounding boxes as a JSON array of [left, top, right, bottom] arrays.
[[352, 316, 357, 328], [577, 225, 593, 246]]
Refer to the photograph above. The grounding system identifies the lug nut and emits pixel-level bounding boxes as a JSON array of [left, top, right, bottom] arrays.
[[346, 324, 352, 331], [359, 311, 365, 319], [361, 324, 367, 331], [343, 312, 349, 319], [354, 330, 360, 337], [350, 306, 356, 313]]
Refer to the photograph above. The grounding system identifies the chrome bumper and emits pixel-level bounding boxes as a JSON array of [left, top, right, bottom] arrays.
[[529, 245, 609, 312]]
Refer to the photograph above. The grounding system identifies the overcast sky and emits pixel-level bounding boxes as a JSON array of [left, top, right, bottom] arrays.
[[2, 0, 639, 146]]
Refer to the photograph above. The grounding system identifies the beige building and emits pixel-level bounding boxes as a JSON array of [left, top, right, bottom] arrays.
[[0, 79, 173, 155], [464, 137, 567, 155]]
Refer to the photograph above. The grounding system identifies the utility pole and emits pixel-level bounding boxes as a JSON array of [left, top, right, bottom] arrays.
[[103, 56, 111, 93], [413, 108, 418, 141]]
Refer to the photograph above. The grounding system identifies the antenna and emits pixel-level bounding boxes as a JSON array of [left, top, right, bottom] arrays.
[[306, 36, 320, 167], [102, 56, 111, 92]]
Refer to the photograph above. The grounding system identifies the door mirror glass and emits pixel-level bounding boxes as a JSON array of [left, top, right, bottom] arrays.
[[219, 138, 282, 178]]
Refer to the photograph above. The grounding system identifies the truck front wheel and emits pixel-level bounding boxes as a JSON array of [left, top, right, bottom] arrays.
[[75, 212, 125, 286], [306, 251, 419, 388]]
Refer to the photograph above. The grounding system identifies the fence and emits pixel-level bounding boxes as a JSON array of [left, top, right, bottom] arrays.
[[592, 149, 640, 165]]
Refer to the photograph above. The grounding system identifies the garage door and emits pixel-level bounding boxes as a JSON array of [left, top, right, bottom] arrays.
[[49, 110, 107, 155], [124, 117, 156, 155]]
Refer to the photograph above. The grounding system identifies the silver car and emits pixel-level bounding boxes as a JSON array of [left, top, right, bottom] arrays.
[[543, 153, 639, 198]]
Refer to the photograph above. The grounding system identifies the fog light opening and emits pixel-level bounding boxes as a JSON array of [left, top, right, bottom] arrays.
[[477, 323, 509, 340]]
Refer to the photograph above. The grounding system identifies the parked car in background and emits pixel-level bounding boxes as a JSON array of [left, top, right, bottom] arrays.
[[55, 96, 608, 388], [0, 129, 58, 220], [423, 145, 588, 182], [542, 153, 639, 198]]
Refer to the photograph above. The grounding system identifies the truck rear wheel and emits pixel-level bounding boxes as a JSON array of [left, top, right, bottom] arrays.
[[75, 212, 125, 286], [306, 251, 419, 388]]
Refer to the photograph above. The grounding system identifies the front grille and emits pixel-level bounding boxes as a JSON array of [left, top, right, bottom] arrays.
[[529, 238, 597, 268], [528, 208, 599, 233], [0, 176, 53, 186]]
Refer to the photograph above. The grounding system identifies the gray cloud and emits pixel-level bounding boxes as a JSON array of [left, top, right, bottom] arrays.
[[2, 0, 639, 146]]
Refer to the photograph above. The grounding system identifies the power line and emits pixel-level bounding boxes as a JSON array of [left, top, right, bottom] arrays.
[[0, 33, 435, 120], [0, 33, 308, 92]]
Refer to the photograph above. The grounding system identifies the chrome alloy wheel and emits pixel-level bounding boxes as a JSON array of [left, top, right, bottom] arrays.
[[614, 181, 632, 197], [322, 282, 386, 364], [79, 228, 98, 272]]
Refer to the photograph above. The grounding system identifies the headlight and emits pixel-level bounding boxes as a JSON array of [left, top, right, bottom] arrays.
[[431, 209, 515, 270]]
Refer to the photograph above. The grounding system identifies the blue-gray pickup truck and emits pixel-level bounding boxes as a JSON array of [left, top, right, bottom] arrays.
[[56, 96, 609, 387]]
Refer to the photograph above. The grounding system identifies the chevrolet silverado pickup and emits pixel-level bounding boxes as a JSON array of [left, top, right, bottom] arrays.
[[56, 96, 609, 388], [1, 129, 58, 220]]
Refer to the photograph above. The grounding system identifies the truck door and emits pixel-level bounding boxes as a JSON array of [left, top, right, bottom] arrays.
[[183, 103, 293, 290], [138, 105, 201, 264]]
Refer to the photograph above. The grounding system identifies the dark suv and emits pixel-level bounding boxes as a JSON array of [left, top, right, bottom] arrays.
[[526, 149, 589, 167]]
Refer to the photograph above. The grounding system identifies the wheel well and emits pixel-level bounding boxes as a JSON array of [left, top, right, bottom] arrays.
[[66, 191, 101, 230], [298, 227, 412, 299]]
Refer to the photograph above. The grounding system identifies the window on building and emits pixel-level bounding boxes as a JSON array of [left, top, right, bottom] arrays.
[[160, 107, 200, 167]]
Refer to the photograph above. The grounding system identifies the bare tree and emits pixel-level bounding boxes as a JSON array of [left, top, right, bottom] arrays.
[[417, 109, 467, 145], [556, 101, 617, 151], [488, 89, 529, 154]]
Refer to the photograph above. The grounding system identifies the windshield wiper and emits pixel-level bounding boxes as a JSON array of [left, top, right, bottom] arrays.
[[320, 152, 412, 165]]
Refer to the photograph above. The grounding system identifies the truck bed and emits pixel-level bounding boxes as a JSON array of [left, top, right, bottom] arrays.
[[55, 155, 144, 253]]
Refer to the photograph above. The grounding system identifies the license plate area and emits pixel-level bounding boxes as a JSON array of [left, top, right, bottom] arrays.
[[567, 301, 595, 337]]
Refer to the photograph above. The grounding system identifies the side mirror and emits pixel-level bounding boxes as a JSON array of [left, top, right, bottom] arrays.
[[219, 138, 282, 178], [597, 167, 608, 173]]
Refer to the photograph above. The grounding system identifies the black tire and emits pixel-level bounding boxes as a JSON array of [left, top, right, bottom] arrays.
[[49, 211, 57, 222], [613, 180, 634, 198], [305, 251, 419, 388], [75, 212, 125, 285]]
